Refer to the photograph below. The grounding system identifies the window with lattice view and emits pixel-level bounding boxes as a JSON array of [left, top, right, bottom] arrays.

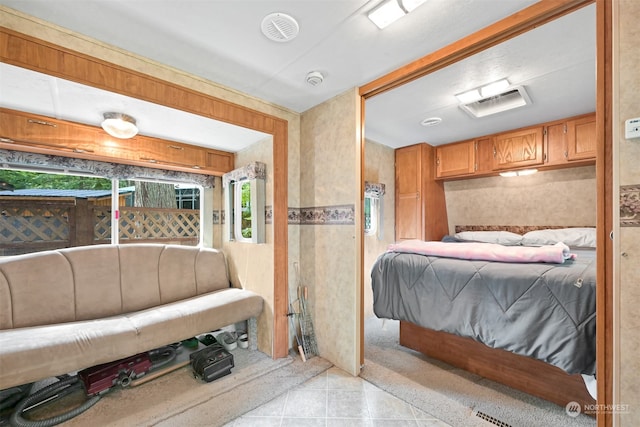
[[0, 169, 201, 256]]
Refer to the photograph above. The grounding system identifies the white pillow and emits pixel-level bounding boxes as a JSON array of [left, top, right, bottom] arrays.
[[522, 228, 596, 248], [454, 231, 523, 246]]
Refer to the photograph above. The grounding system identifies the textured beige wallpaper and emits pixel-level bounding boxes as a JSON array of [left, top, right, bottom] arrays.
[[363, 140, 395, 318], [617, 0, 640, 424], [300, 89, 361, 375], [444, 166, 596, 233]]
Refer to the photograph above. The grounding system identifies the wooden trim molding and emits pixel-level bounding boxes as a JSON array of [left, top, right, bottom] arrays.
[[0, 26, 290, 359], [595, 0, 614, 425]]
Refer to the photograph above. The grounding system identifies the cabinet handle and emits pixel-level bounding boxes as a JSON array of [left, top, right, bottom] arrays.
[[140, 156, 202, 169], [167, 145, 184, 150], [4, 138, 81, 152], [73, 147, 95, 153], [564, 151, 568, 158], [436, 157, 440, 165], [28, 119, 57, 127]]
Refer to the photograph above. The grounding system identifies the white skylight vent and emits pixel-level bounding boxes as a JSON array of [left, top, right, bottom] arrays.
[[460, 86, 532, 118], [261, 13, 299, 42]]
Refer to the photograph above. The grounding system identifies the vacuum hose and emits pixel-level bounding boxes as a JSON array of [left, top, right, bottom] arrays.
[[149, 345, 177, 371], [0, 384, 34, 413], [9, 376, 100, 427]]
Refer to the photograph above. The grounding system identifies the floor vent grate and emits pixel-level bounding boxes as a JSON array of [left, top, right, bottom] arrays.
[[473, 410, 513, 427]]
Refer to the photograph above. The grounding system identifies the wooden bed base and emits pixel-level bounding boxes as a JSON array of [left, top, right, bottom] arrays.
[[399, 321, 595, 412]]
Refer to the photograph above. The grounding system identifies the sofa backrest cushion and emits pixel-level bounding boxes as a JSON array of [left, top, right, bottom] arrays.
[[0, 251, 77, 329], [63, 245, 123, 320], [119, 244, 165, 313], [0, 244, 231, 329], [195, 248, 232, 294]]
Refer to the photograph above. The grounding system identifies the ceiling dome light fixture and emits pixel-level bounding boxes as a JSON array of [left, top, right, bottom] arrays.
[[101, 112, 138, 139], [261, 13, 299, 42], [306, 71, 324, 86]]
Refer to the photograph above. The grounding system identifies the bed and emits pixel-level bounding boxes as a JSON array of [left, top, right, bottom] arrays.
[[370, 226, 597, 409]]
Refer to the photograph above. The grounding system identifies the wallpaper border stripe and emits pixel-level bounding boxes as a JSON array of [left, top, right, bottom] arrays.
[[620, 185, 640, 227]]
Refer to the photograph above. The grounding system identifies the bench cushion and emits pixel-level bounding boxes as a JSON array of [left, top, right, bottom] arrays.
[[0, 288, 263, 389]]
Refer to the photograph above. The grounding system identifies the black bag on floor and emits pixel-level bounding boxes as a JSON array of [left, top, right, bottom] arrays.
[[189, 343, 234, 382]]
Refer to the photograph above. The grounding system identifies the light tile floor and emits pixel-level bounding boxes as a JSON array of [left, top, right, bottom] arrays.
[[224, 366, 451, 427]]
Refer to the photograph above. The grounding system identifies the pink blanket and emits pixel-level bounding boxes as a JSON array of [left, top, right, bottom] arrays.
[[387, 240, 576, 264]]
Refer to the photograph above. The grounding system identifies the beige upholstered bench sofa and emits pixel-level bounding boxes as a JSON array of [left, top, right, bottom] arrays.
[[0, 244, 263, 390]]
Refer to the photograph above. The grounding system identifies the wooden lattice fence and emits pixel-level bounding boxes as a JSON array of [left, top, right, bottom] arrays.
[[1, 198, 199, 255], [0, 199, 76, 255], [93, 206, 199, 244]]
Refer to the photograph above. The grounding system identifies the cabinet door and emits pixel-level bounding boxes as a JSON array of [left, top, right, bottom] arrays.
[[92, 133, 138, 161], [492, 127, 544, 170], [206, 149, 234, 173], [395, 145, 422, 241], [545, 122, 567, 165], [436, 140, 475, 178], [138, 138, 206, 170], [474, 137, 494, 175], [0, 108, 96, 154], [566, 115, 596, 160]]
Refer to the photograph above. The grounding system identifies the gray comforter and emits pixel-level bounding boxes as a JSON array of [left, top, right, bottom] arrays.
[[371, 248, 596, 375]]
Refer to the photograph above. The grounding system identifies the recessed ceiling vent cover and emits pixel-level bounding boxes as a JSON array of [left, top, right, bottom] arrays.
[[460, 86, 531, 118], [421, 117, 442, 127], [261, 13, 299, 42]]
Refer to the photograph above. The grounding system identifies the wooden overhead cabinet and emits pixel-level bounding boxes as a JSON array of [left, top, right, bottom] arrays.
[[0, 108, 99, 155], [566, 114, 597, 161], [395, 143, 448, 241], [137, 137, 206, 170], [432, 113, 595, 180], [545, 113, 596, 166], [492, 126, 544, 170], [435, 140, 475, 178], [0, 107, 234, 175]]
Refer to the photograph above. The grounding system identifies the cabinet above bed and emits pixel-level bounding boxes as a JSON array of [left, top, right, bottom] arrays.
[[434, 112, 595, 180]]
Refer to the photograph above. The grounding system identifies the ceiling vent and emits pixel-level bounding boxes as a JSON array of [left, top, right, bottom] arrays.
[[459, 86, 531, 118], [261, 13, 299, 42], [421, 117, 442, 127]]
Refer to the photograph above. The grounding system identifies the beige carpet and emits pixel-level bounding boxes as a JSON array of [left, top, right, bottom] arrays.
[[15, 347, 331, 427]]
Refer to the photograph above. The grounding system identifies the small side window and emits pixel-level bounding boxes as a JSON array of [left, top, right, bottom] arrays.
[[226, 178, 265, 243], [364, 182, 385, 240], [364, 195, 377, 236]]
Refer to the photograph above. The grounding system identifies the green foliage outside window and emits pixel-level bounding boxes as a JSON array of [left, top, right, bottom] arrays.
[[0, 170, 114, 190], [240, 181, 252, 238]]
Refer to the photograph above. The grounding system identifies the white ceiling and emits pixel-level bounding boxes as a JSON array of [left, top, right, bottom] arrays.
[[0, 62, 270, 152], [0, 0, 595, 151]]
